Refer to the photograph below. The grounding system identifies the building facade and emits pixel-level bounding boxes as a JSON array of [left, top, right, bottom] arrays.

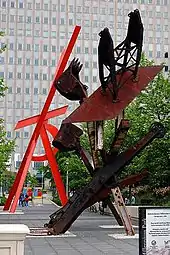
[[0, 0, 169, 173]]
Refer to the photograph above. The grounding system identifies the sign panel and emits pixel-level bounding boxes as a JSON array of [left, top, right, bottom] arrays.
[[139, 207, 170, 255]]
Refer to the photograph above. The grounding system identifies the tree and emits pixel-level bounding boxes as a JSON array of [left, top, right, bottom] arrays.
[[0, 32, 15, 193]]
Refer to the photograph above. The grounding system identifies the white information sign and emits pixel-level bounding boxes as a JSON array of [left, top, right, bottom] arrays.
[[146, 208, 170, 255]]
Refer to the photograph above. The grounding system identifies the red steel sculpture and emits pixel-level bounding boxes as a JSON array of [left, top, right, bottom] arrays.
[[4, 26, 81, 213]]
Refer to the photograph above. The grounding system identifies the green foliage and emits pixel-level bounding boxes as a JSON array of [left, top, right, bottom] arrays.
[[25, 172, 38, 188], [0, 196, 6, 206]]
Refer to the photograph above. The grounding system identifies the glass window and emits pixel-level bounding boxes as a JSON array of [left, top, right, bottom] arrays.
[[7, 131, 12, 138], [77, 47, 81, 53], [0, 72, 4, 78], [34, 73, 39, 80], [25, 102, 29, 109], [156, 51, 161, 58], [85, 47, 89, 54], [2, 14, 6, 22], [16, 87, 21, 94], [69, 5, 73, 12], [52, 31, 56, 38], [60, 18, 65, 25], [16, 131, 20, 138], [35, 59, 39, 66], [9, 29, 14, 35], [26, 73, 30, 80], [0, 57, 4, 64], [36, 16, 40, 23], [10, 15, 15, 22], [25, 88, 30, 94], [149, 51, 153, 58], [18, 15, 23, 22], [69, 19, 73, 25], [34, 88, 38, 94], [9, 57, 13, 64], [11, 2, 15, 8], [85, 62, 89, 68], [18, 43, 23, 50], [52, 4, 57, 11], [93, 48, 97, 55], [17, 73, 22, 79], [28, 2, 32, 9], [19, 2, 23, 8], [52, 59, 55, 66], [26, 44, 31, 51], [9, 43, 14, 50], [43, 74, 47, 80], [18, 58, 22, 65], [16, 101, 20, 108], [35, 44, 39, 52], [52, 45, 56, 52], [77, 6, 81, 13], [52, 17, 56, 25], [8, 87, 12, 93], [43, 88, 47, 95], [43, 59, 47, 66], [85, 76, 89, 82], [43, 31, 48, 37], [44, 3, 48, 10], [93, 76, 97, 82], [43, 45, 48, 52], [27, 16, 31, 23], [8, 72, 13, 79], [24, 132, 29, 138], [35, 30, 40, 37], [61, 4, 65, 11], [84, 6, 89, 13], [44, 17, 48, 24], [36, 3, 40, 9], [2, 1, 6, 8], [93, 7, 98, 14]]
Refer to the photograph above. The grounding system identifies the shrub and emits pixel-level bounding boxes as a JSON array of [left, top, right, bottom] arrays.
[[0, 196, 6, 206]]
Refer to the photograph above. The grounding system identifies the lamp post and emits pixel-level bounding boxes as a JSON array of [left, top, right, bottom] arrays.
[[65, 161, 69, 198]]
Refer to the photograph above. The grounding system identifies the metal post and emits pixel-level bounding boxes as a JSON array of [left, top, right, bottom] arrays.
[[42, 170, 43, 204], [66, 170, 69, 198]]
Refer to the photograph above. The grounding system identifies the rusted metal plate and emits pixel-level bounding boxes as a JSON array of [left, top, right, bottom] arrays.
[[64, 66, 163, 123]]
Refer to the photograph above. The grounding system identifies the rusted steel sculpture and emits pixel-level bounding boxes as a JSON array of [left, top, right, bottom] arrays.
[[44, 10, 165, 235]]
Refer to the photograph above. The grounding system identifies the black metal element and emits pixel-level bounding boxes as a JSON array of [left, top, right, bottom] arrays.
[[98, 9, 144, 101], [45, 122, 165, 235], [55, 58, 88, 103]]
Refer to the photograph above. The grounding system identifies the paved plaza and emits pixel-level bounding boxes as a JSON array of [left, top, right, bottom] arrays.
[[0, 200, 139, 255]]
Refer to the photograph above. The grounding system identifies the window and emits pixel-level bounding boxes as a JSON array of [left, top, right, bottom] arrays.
[[35, 59, 39, 66], [52, 59, 55, 66], [148, 0, 152, 3], [25, 88, 30, 94], [28, 2, 32, 9], [26, 44, 31, 51], [9, 57, 13, 64], [43, 59, 47, 66], [18, 15, 23, 22], [9, 29, 14, 35], [44, 17, 48, 24], [0, 72, 4, 78], [156, 51, 161, 58], [156, 0, 160, 4], [164, 0, 167, 4], [24, 132, 29, 138], [149, 51, 153, 58], [36, 16, 40, 23], [26, 73, 30, 80], [16, 101, 20, 108], [60, 18, 65, 25], [110, 8, 114, 15], [164, 25, 168, 31], [25, 102, 29, 109], [9, 43, 14, 50], [43, 31, 48, 37], [85, 76, 89, 83], [2, 14, 6, 22], [52, 31, 56, 38], [85, 62, 89, 68], [69, 19, 73, 26], [52, 4, 57, 11], [11, 2, 15, 8], [10, 15, 15, 22], [7, 132, 12, 138], [8, 87, 12, 93], [17, 73, 22, 79], [44, 3, 48, 10], [84, 6, 89, 13], [35, 44, 39, 52], [93, 48, 97, 55], [27, 16, 31, 23], [101, 8, 106, 15], [69, 5, 73, 12], [0, 57, 4, 64], [8, 72, 13, 79], [36, 3, 40, 9], [18, 58, 22, 65], [19, 2, 23, 8], [93, 76, 97, 83], [93, 20, 98, 28], [34, 88, 38, 95], [85, 47, 89, 54], [77, 47, 81, 54], [2, 1, 6, 8], [16, 87, 21, 94], [34, 73, 39, 80], [52, 45, 56, 52], [43, 45, 48, 52], [43, 74, 47, 80], [52, 17, 56, 25], [93, 7, 98, 14], [77, 6, 81, 13], [43, 88, 47, 95], [18, 43, 23, 50], [60, 46, 64, 52], [35, 30, 40, 37], [16, 131, 20, 138]]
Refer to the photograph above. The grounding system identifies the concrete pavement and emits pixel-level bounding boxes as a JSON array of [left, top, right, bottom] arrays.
[[0, 199, 139, 255]]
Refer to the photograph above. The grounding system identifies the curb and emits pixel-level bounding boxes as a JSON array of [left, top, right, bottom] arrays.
[[48, 199, 61, 208]]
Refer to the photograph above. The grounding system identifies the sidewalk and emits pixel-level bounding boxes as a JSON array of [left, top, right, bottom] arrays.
[[0, 199, 139, 255]]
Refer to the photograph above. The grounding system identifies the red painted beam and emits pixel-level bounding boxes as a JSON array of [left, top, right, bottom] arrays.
[[15, 106, 68, 130], [4, 26, 80, 212], [64, 66, 163, 123]]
